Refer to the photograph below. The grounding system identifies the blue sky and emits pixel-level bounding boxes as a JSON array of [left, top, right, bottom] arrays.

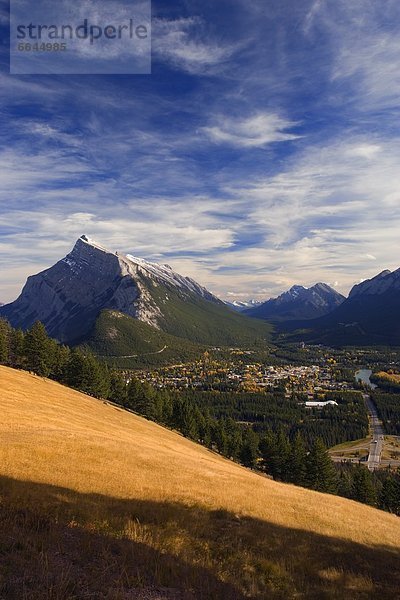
[[1, 0, 400, 303]]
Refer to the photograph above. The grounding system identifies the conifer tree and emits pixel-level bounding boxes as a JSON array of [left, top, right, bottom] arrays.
[[259, 431, 279, 478], [51, 344, 71, 382], [380, 474, 400, 515], [0, 318, 11, 364], [275, 430, 291, 480], [109, 370, 128, 404], [337, 467, 353, 499], [212, 419, 228, 455], [9, 328, 24, 368], [24, 321, 53, 377], [351, 466, 377, 506], [127, 377, 155, 419], [225, 417, 242, 460], [65, 348, 110, 398], [287, 432, 307, 486], [174, 398, 198, 439], [306, 438, 337, 493], [240, 427, 259, 468]]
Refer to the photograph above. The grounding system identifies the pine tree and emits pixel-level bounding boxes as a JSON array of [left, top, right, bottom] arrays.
[[212, 419, 228, 455], [240, 427, 259, 468], [200, 409, 213, 448], [159, 390, 173, 425], [225, 417, 242, 460], [109, 370, 128, 404], [127, 378, 155, 418], [380, 475, 400, 515], [351, 466, 377, 506], [337, 466, 353, 499], [65, 348, 110, 398], [24, 321, 54, 377], [306, 438, 337, 493], [0, 318, 11, 364], [9, 328, 24, 368], [173, 398, 198, 439], [51, 344, 71, 382], [287, 432, 307, 486], [260, 431, 279, 478], [275, 430, 291, 481]]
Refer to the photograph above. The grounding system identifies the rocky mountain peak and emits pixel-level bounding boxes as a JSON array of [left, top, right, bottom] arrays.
[[245, 282, 345, 321], [0, 236, 219, 343], [349, 269, 400, 298]]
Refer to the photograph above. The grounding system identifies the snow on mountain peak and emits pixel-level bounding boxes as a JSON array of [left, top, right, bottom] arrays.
[[349, 269, 400, 298], [78, 235, 111, 253]]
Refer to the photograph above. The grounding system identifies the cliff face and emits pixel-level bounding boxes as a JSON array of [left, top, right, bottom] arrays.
[[0, 237, 138, 342]]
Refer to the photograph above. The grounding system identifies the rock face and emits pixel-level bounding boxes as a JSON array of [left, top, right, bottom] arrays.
[[245, 283, 345, 322], [0, 236, 220, 343], [349, 269, 400, 298]]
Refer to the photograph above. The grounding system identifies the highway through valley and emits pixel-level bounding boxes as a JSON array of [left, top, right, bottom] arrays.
[[364, 394, 384, 471]]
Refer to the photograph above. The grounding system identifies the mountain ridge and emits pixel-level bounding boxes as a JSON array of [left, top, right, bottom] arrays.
[[245, 282, 345, 322], [281, 268, 400, 345]]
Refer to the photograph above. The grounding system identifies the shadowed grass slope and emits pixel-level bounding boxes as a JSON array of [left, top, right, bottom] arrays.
[[1, 366, 400, 599]]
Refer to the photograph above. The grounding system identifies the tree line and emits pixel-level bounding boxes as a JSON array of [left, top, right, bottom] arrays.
[[179, 388, 369, 449], [1, 318, 399, 515], [372, 392, 400, 436]]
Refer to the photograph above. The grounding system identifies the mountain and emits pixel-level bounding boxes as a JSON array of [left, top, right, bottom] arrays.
[[86, 309, 206, 367], [245, 283, 345, 322], [282, 269, 400, 346], [2, 365, 400, 599], [224, 299, 262, 312], [0, 235, 271, 350]]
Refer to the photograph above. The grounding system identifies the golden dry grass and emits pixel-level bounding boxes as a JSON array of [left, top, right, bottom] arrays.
[[1, 365, 400, 599]]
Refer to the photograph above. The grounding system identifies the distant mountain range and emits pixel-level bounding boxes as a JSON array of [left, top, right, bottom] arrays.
[[280, 269, 400, 346], [0, 236, 271, 356], [245, 283, 345, 321], [224, 299, 262, 312], [2, 235, 400, 349]]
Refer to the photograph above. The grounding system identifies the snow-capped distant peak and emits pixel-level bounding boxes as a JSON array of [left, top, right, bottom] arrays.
[[225, 299, 262, 312]]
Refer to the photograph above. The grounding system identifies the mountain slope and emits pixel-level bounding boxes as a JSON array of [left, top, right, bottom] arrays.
[[86, 309, 206, 366], [245, 283, 345, 322], [1, 366, 400, 599], [0, 236, 271, 349], [282, 269, 400, 346]]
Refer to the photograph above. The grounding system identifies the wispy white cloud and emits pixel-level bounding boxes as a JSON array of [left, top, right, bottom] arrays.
[[2, 0, 400, 306], [202, 113, 300, 148], [304, 0, 400, 111], [153, 17, 241, 74]]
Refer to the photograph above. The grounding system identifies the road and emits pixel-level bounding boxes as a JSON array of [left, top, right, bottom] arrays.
[[364, 394, 385, 471], [106, 345, 168, 359]]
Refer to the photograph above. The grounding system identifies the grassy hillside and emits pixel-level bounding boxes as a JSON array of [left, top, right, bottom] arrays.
[[1, 366, 400, 599], [85, 309, 205, 367]]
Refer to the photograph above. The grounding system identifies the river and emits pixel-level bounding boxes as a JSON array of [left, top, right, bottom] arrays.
[[355, 369, 377, 390]]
